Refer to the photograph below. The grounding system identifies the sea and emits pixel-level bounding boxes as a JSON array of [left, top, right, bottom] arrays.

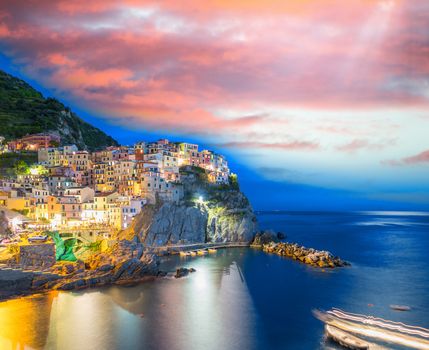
[[1, 211, 428, 350]]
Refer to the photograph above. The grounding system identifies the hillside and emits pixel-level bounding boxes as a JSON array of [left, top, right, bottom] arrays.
[[0, 70, 119, 151]]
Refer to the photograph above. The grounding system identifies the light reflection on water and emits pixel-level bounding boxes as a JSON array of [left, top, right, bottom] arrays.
[[1, 211, 428, 350], [0, 250, 259, 350]]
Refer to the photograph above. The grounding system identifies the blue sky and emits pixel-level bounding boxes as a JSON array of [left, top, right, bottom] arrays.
[[1, 55, 428, 212], [0, 0, 428, 210]]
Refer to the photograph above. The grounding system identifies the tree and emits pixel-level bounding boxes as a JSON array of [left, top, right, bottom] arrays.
[[29, 164, 48, 176], [13, 160, 29, 175]]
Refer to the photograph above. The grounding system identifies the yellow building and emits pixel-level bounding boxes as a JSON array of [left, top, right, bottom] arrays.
[[6, 197, 34, 213]]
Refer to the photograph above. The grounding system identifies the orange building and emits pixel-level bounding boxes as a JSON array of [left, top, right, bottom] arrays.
[[8, 133, 60, 151]]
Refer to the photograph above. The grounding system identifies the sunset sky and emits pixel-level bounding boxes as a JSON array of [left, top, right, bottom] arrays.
[[0, 0, 428, 210]]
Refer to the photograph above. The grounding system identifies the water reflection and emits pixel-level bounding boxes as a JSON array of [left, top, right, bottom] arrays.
[[0, 249, 259, 350], [102, 250, 259, 350], [0, 292, 56, 350]]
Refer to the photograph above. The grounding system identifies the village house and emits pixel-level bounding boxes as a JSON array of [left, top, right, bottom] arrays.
[[8, 133, 60, 152], [1, 137, 230, 235]]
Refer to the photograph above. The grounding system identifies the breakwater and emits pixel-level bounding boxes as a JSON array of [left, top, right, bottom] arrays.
[[261, 242, 349, 268]]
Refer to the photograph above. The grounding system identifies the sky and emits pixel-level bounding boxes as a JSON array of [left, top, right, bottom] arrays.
[[0, 0, 428, 210]]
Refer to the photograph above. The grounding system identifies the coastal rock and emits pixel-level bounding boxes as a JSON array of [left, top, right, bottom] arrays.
[[145, 204, 208, 245], [118, 167, 258, 245], [0, 270, 35, 297], [277, 232, 286, 240], [175, 267, 196, 278], [251, 230, 279, 247], [261, 242, 349, 268], [0, 238, 161, 299], [31, 273, 62, 289], [130, 199, 257, 246]]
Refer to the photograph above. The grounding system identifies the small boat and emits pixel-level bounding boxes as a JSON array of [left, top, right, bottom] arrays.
[[190, 251, 197, 257], [28, 235, 48, 243], [208, 248, 217, 253], [325, 325, 369, 350], [197, 250, 208, 256], [179, 251, 190, 257], [390, 304, 411, 311]]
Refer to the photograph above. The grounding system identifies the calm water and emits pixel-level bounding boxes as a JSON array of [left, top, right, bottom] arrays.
[[1, 211, 429, 350]]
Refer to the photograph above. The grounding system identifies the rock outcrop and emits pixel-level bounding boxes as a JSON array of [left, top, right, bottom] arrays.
[[0, 240, 160, 300], [261, 242, 349, 268], [119, 167, 258, 246], [174, 267, 196, 278], [251, 230, 281, 247]]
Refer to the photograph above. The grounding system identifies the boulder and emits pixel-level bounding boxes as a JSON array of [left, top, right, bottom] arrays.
[[277, 232, 286, 240], [174, 267, 196, 278]]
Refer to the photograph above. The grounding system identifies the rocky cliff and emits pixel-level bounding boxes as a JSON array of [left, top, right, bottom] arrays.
[[0, 240, 161, 300], [119, 167, 258, 245]]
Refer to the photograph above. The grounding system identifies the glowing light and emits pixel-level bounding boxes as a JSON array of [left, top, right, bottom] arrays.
[[315, 309, 429, 350], [11, 217, 22, 229]]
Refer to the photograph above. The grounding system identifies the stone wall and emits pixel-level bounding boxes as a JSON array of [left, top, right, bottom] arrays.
[[19, 243, 56, 269]]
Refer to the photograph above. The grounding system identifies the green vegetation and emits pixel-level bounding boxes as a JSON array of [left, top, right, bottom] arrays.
[[228, 173, 239, 190], [0, 151, 38, 176], [14, 160, 29, 175], [179, 165, 242, 207], [0, 70, 119, 150], [29, 164, 48, 175]]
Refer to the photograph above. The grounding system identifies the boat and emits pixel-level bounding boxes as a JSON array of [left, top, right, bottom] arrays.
[[197, 249, 208, 256], [179, 251, 190, 257], [190, 251, 197, 256], [28, 235, 48, 243], [208, 248, 217, 253], [325, 324, 369, 350], [390, 305, 411, 311]]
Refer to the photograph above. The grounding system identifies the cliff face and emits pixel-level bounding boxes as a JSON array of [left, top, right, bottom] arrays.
[[119, 167, 258, 245]]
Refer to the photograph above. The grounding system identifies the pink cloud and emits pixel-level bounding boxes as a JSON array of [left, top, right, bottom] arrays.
[[382, 149, 429, 166], [337, 139, 396, 153], [403, 150, 429, 164], [0, 0, 427, 142], [215, 141, 319, 151]]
